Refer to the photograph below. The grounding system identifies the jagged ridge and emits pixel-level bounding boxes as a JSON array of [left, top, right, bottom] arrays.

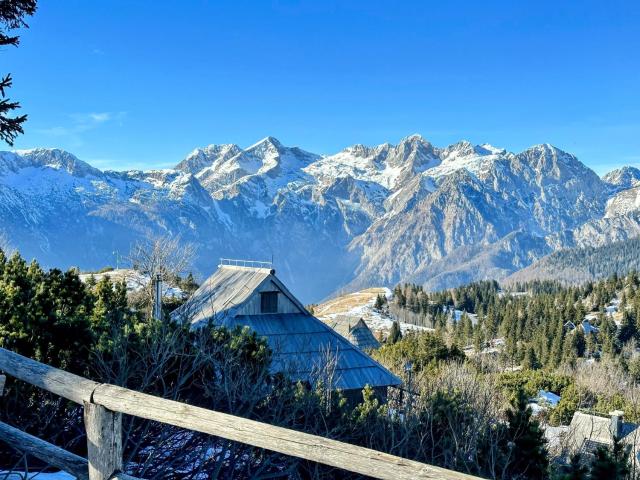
[[0, 135, 637, 302]]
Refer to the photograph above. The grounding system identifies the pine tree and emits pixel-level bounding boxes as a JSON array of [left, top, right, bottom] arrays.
[[549, 318, 565, 368], [504, 390, 548, 480], [387, 321, 402, 344], [618, 310, 637, 345], [555, 453, 587, 480], [374, 294, 385, 311], [459, 313, 473, 347], [590, 440, 629, 479], [0, 0, 37, 145], [473, 316, 485, 353], [522, 346, 541, 370]]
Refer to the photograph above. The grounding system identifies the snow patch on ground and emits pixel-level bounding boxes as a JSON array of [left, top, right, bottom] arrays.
[[78, 268, 185, 298], [315, 287, 431, 334], [1, 472, 75, 480]]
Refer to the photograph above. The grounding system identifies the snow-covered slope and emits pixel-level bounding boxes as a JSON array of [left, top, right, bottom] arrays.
[[0, 135, 637, 302], [604, 166, 640, 190]]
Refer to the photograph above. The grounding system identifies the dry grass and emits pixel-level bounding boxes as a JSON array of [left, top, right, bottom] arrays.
[[314, 287, 387, 318]]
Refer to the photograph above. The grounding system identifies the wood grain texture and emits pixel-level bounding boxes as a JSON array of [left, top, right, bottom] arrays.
[[0, 347, 98, 404], [85, 402, 123, 480], [1, 346, 483, 480], [0, 420, 89, 480], [93, 384, 482, 480]]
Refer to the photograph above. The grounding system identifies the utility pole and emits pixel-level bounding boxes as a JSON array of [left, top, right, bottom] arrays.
[[152, 274, 162, 321]]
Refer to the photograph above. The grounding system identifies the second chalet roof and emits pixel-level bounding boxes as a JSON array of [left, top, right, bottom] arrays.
[[330, 317, 381, 350], [173, 264, 401, 391]]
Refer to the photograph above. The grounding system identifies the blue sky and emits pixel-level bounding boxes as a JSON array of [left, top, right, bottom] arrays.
[[3, 0, 639, 174]]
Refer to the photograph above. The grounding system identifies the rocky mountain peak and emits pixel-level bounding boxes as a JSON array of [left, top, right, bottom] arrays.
[[10, 148, 102, 177], [175, 144, 241, 174], [247, 136, 284, 154], [442, 140, 477, 158], [604, 166, 640, 189], [1, 135, 637, 303]]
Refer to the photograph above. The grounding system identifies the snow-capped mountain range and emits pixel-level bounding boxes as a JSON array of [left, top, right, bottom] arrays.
[[1, 135, 639, 302]]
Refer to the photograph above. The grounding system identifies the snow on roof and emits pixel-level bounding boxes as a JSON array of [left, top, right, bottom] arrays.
[[537, 390, 561, 406], [581, 320, 600, 334], [447, 308, 478, 326]]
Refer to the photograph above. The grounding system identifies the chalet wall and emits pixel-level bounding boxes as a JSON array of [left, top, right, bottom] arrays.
[[236, 280, 302, 315]]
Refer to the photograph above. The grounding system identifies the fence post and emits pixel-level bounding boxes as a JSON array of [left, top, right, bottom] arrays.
[[84, 402, 123, 480]]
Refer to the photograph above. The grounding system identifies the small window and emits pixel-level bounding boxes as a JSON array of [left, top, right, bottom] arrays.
[[260, 291, 278, 313]]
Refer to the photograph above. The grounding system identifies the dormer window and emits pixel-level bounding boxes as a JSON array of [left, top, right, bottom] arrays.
[[260, 291, 278, 313]]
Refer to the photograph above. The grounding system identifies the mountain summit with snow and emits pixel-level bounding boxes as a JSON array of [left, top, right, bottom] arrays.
[[0, 135, 636, 302]]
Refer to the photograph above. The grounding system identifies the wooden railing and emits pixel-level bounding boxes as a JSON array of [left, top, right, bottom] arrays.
[[0, 347, 482, 480]]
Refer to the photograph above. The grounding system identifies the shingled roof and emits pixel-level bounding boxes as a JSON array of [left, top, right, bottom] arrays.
[[329, 317, 381, 350], [172, 265, 308, 323], [173, 264, 401, 391]]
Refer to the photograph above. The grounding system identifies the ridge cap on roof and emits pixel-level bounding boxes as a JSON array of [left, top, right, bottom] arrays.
[[218, 264, 275, 274]]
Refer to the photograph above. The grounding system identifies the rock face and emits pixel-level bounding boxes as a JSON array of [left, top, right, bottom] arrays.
[[0, 136, 637, 302]]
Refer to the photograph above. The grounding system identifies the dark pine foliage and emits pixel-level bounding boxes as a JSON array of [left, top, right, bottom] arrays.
[[0, 0, 37, 145]]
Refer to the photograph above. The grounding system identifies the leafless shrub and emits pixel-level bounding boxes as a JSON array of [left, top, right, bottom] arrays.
[[126, 233, 196, 315], [90, 318, 286, 479]]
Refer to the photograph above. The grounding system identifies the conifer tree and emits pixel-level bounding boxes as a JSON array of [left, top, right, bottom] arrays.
[[549, 318, 565, 368], [374, 294, 385, 311], [590, 441, 629, 479], [555, 453, 587, 480], [522, 346, 541, 370], [504, 389, 548, 480], [618, 310, 637, 345], [0, 0, 37, 145], [387, 321, 402, 344]]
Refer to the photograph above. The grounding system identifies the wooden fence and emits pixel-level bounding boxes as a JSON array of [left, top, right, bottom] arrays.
[[0, 347, 483, 480]]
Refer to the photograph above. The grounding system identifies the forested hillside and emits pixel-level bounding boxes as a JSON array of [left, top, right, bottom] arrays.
[[391, 273, 640, 374], [505, 237, 640, 285], [7, 248, 640, 477], [0, 248, 558, 479]]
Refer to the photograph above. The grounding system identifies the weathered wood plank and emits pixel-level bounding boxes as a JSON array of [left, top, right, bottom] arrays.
[[0, 347, 98, 404], [0, 346, 483, 480], [0, 420, 89, 480], [93, 384, 481, 480], [85, 402, 123, 480]]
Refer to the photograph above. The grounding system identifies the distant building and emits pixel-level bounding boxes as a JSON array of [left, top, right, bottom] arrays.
[[564, 410, 640, 464], [537, 390, 561, 407], [173, 262, 401, 401], [564, 319, 599, 335], [581, 319, 599, 335], [327, 317, 381, 350], [529, 390, 561, 416]]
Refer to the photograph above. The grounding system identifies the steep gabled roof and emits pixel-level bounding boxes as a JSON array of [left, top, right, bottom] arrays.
[[330, 317, 381, 350], [174, 264, 401, 391], [214, 313, 400, 390], [172, 265, 308, 324], [567, 411, 640, 454]]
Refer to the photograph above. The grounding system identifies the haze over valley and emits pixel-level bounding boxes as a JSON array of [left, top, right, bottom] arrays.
[[2, 135, 640, 302]]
